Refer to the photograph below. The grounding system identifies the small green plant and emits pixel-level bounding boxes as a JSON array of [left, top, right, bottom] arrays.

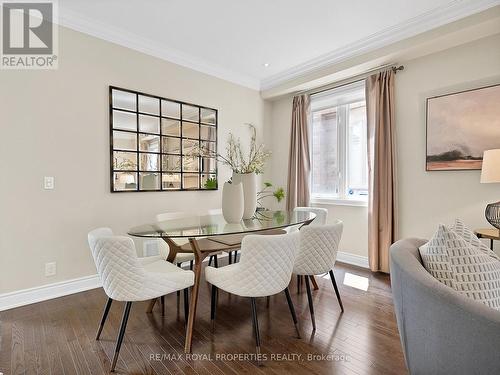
[[257, 181, 285, 209], [204, 177, 217, 189]]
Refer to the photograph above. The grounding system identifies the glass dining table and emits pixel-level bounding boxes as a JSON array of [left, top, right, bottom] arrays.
[[128, 210, 316, 353]]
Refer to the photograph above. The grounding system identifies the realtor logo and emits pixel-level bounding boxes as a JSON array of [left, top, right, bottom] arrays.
[[1, 0, 58, 69]]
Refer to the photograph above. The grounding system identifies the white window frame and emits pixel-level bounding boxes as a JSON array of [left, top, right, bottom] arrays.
[[309, 82, 368, 207]]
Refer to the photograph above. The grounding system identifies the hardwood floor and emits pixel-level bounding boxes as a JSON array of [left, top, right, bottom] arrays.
[[0, 262, 407, 375]]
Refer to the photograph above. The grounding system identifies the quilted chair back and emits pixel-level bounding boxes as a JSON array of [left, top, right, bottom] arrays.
[[88, 229, 147, 301], [88, 227, 113, 252], [238, 233, 299, 296], [294, 221, 343, 275], [294, 207, 328, 226]]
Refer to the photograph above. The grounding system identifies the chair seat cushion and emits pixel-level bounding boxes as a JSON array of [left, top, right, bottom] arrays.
[[419, 224, 500, 310], [141, 257, 187, 273], [205, 263, 283, 297], [174, 252, 195, 264]]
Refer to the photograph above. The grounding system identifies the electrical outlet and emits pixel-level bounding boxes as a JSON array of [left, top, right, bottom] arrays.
[[45, 262, 56, 277], [44, 176, 55, 190]]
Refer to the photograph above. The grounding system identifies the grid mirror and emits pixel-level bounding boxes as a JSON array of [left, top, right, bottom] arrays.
[[110, 87, 218, 192]]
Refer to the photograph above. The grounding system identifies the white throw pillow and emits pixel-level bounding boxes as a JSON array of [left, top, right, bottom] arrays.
[[450, 218, 500, 261], [419, 224, 500, 310], [419, 225, 455, 288]]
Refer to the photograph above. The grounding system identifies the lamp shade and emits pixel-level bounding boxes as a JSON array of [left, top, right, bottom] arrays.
[[480, 149, 500, 183]]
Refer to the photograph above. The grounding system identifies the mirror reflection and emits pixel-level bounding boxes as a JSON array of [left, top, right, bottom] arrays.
[[140, 172, 160, 190], [111, 88, 217, 192]]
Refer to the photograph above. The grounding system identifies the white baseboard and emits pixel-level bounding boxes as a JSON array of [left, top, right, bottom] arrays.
[[0, 274, 101, 312], [336, 251, 369, 269]]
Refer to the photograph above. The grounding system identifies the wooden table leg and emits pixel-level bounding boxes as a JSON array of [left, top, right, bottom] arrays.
[[310, 275, 319, 290], [185, 238, 206, 354]]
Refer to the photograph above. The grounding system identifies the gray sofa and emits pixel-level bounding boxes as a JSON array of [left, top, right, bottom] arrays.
[[390, 238, 500, 375]]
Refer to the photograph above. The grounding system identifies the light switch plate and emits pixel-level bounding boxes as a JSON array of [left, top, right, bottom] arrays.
[[44, 176, 55, 190]]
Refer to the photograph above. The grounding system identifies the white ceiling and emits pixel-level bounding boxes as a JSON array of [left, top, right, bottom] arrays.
[[59, 0, 500, 90]]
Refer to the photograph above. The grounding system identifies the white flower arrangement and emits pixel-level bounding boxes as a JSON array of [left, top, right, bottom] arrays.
[[198, 123, 271, 175]]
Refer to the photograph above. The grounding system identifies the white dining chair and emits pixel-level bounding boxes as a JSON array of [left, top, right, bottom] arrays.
[[87, 228, 194, 372], [205, 233, 301, 359], [293, 206, 328, 226], [293, 221, 344, 331], [292, 206, 329, 290], [91, 227, 175, 315]]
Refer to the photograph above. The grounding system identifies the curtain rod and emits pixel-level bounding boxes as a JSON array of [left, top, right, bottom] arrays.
[[304, 64, 404, 97]]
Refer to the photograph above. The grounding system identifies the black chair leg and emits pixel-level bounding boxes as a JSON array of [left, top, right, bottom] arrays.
[[183, 288, 189, 325], [296, 275, 301, 292], [208, 255, 213, 267], [250, 297, 261, 363], [160, 295, 165, 316], [96, 297, 113, 340], [284, 287, 301, 338], [228, 251, 233, 264], [110, 301, 132, 372], [210, 285, 217, 332], [305, 276, 316, 331], [329, 270, 344, 312], [214, 255, 218, 268], [189, 260, 193, 270], [266, 296, 270, 308]]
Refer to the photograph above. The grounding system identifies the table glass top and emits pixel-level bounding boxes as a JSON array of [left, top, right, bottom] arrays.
[[128, 210, 315, 238]]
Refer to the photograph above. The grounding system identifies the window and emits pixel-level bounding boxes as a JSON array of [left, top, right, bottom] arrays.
[[310, 81, 368, 204], [110, 87, 218, 192]]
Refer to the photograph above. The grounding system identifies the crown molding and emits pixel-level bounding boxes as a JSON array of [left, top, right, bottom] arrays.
[[58, 10, 261, 91], [260, 0, 500, 90], [57, 1, 499, 92]]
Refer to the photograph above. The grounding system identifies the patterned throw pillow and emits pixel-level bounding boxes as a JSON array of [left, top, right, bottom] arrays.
[[450, 218, 500, 261], [419, 224, 500, 310], [419, 225, 455, 287]]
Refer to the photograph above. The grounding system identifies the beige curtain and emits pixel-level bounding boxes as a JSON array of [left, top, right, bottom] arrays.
[[286, 95, 311, 211], [366, 70, 398, 273]]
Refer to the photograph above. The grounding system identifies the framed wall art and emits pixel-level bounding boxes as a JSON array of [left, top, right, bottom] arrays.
[[426, 83, 500, 171]]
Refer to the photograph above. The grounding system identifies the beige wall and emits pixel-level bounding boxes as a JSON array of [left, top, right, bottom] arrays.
[[396, 34, 500, 245], [266, 33, 500, 260], [0, 26, 267, 293]]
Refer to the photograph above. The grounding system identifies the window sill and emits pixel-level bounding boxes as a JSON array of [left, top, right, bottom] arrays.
[[310, 197, 368, 207]]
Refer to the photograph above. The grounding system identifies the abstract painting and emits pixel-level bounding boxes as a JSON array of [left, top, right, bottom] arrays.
[[426, 84, 500, 171]]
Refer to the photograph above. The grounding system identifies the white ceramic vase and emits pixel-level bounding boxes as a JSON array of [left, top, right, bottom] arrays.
[[222, 182, 244, 223], [232, 172, 257, 219]]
